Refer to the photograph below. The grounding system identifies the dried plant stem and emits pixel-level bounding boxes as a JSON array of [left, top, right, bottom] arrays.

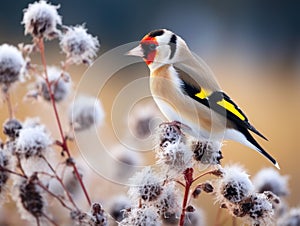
[[36, 180, 73, 212], [179, 168, 194, 226], [37, 38, 91, 206], [192, 169, 220, 183], [35, 217, 40, 226], [175, 180, 185, 188], [40, 155, 79, 210], [16, 155, 27, 177], [42, 213, 59, 226], [0, 166, 26, 178], [4, 89, 14, 119]]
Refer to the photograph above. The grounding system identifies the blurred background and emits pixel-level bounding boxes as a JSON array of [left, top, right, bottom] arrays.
[[0, 0, 300, 225]]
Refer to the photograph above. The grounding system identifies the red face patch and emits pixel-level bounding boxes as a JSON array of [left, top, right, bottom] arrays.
[[140, 36, 158, 65]]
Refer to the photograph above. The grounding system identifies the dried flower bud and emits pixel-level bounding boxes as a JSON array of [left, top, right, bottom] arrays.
[[186, 205, 195, 212], [3, 118, 22, 139], [19, 177, 44, 218], [60, 25, 99, 65], [0, 151, 9, 194], [90, 203, 108, 226], [199, 182, 214, 193], [0, 44, 25, 85], [211, 169, 223, 177], [22, 0, 62, 39], [66, 157, 75, 166], [192, 187, 202, 199]]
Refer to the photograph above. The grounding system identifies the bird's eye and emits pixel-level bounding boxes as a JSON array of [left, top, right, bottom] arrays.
[[148, 44, 157, 50]]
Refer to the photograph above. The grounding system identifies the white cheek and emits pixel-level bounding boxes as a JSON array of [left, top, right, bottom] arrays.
[[156, 46, 170, 64]]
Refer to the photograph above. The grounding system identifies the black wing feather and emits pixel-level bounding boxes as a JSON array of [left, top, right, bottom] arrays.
[[235, 124, 277, 166], [180, 77, 268, 141]]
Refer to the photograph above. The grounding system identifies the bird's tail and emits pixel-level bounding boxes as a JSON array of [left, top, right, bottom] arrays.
[[225, 127, 280, 169]]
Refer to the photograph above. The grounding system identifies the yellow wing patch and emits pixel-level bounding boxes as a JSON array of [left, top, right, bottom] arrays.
[[195, 89, 208, 99], [217, 99, 246, 121]]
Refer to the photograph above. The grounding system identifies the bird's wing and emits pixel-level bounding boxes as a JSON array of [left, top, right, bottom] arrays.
[[179, 74, 267, 141]]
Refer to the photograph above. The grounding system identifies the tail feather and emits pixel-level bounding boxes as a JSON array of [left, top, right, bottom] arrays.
[[225, 127, 280, 169], [247, 123, 268, 141]]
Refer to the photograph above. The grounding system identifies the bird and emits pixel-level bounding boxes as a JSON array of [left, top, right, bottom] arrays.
[[127, 29, 279, 169]]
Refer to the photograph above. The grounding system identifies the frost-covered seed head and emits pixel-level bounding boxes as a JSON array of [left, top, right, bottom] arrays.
[[156, 123, 195, 175], [253, 168, 289, 197], [120, 206, 162, 226], [22, 0, 62, 39], [37, 66, 71, 102], [19, 177, 44, 218], [70, 95, 105, 131], [16, 121, 52, 158], [89, 203, 108, 226], [277, 208, 300, 226], [3, 118, 22, 139], [129, 167, 163, 202], [192, 140, 223, 165], [158, 123, 181, 145], [235, 192, 275, 226], [60, 25, 99, 65], [0, 151, 9, 193], [139, 182, 162, 202], [0, 44, 25, 85], [109, 196, 131, 222], [156, 182, 180, 217], [216, 165, 254, 204], [156, 138, 194, 176]]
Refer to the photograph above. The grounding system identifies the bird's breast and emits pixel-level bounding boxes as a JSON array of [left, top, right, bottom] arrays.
[[150, 65, 226, 139]]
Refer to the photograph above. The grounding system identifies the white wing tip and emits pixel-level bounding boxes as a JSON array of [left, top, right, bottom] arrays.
[[274, 162, 280, 170]]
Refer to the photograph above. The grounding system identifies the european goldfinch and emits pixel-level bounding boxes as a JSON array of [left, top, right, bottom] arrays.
[[127, 29, 279, 169]]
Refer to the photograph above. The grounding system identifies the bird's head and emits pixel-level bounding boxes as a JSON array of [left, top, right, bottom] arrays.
[[127, 29, 190, 71]]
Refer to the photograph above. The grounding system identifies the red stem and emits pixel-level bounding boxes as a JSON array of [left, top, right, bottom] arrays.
[[192, 169, 220, 183], [0, 166, 26, 178], [179, 168, 194, 226], [37, 181, 73, 212], [37, 38, 91, 206], [42, 213, 59, 226], [40, 155, 79, 210]]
